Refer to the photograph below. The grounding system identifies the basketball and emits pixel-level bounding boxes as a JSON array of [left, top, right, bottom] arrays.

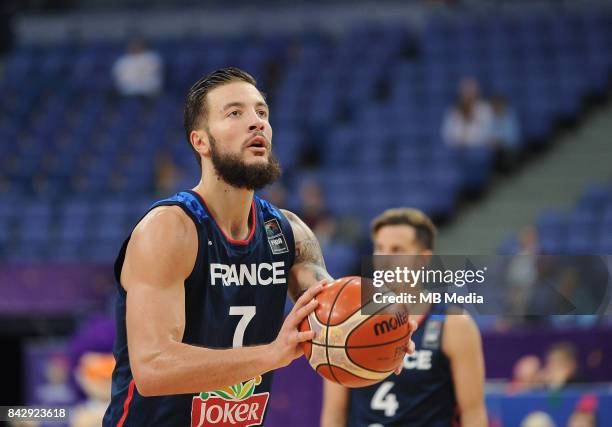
[[299, 276, 411, 388]]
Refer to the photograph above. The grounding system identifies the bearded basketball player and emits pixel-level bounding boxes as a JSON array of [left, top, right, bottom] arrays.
[[103, 67, 354, 426]]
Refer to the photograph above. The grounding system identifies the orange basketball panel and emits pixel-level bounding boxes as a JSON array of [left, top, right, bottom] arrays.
[[298, 314, 312, 359], [346, 339, 409, 373], [346, 304, 410, 348], [327, 276, 363, 326], [312, 278, 350, 325]]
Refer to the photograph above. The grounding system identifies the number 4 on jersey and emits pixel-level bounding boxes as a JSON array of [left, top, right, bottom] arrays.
[[371, 381, 399, 417]]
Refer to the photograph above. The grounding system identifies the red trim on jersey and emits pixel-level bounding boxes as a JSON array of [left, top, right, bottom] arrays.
[[191, 190, 257, 245], [452, 404, 461, 427], [117, 379, 135, 427]]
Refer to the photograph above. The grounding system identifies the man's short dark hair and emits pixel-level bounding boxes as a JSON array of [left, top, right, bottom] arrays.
[[183, 67, 258, 166], [371, 208, 437, 250]]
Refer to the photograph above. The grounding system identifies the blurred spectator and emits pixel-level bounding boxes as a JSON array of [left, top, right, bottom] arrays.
[[506, 354, 542, 394], [568, 412, 595, 427], [490, 95, 521, 173], [543, 342, 582, 390], [313, 216, 338, 248], [521, 411, 557, 427], [112, 38, 163, 97], [68, 315, 115, 427], [261, 182, 288, 208], [442, 77, 493, 148], [155, 153, 179, 196], [35, 354, 77, 405], [505, 226, 539, 317], [296, 180, 345, 246], [286, 37, 304, 63], [568, 394, 598, 427], [518, 225, 540, 255], [72, 353, 115, 427], [298, 180, 331, 230]]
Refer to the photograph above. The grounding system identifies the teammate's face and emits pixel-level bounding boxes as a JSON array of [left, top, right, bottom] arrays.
[[373, 225, 426, 255], [372, 225, 431, 274], [202, 81, 281, 190]]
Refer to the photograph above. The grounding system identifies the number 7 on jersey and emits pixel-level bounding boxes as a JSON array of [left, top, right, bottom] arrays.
[[229, 306, 256, 348]]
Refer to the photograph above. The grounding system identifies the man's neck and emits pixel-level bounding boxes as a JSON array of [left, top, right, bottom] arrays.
[[193, 176, 254, 241]]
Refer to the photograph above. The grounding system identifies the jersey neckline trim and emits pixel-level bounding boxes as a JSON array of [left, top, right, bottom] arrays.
[[188, 190, 257, 246]]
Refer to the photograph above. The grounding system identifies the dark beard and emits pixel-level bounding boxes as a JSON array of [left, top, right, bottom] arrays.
[[208, 133, 282, 191]]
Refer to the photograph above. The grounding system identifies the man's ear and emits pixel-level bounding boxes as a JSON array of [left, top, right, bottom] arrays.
[[191, 129, 211, 158]]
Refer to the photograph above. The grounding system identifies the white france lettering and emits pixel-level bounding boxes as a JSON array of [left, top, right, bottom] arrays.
[[227, 265, 240, 286], [240, 263, 257, 286], [418, 350, 432, 370], [272, 261, 286, 285], [210, 263, 286, 286], [210, 264, 228, 286], [403, 350, 433, 370], [258, 263, 273, 285], [404, 353, 417, 369]]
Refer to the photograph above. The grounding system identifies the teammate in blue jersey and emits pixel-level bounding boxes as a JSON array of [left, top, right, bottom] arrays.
[[321, 208, 487, 427], [102, 67, 409, 427]]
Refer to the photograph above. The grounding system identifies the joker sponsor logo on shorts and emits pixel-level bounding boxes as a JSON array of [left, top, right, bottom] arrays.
[[191, 376, 269, 427]]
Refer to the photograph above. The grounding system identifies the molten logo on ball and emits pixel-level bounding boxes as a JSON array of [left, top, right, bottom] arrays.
[[373, 311, 409, 336]]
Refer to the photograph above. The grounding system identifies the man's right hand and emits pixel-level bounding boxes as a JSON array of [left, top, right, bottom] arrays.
[[270, 281, 326, 369]]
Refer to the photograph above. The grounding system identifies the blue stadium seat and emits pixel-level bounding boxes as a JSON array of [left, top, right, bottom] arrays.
[[577, 184, 610, 211], [322, 241, 358, 277], [2, 12, 611, 261]]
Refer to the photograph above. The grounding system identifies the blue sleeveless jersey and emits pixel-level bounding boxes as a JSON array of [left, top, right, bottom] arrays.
[[103, 190, 295, 427], [348, 304, 458, 427]]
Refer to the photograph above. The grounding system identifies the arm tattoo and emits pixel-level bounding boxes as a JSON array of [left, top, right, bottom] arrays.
[[281, 210, 333, 299], [293, 221, 325, 267]]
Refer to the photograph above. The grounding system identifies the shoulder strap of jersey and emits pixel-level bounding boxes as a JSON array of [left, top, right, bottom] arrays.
[[150, 191, 209, 224], [113, 191, 206, 283]]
